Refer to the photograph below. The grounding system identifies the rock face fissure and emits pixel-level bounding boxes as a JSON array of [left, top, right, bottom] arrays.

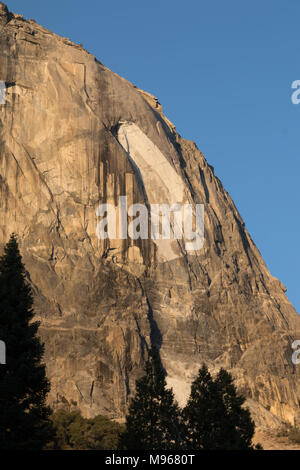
[[0, 2, 299, 426]]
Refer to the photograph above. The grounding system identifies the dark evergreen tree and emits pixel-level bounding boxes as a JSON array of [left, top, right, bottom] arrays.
[[0, 234, 54, 450], [120, 347, 182, 450], [183, 364, 257, 450]]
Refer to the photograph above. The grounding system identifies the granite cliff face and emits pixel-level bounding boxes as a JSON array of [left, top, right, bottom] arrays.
[[0, 3, 299, 427]]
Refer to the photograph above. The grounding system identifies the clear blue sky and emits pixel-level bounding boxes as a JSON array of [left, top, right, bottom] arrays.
[[5, 0, 300, 314]]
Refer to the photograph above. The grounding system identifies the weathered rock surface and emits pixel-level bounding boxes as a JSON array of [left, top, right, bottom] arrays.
[[0, 2, 299, 427]]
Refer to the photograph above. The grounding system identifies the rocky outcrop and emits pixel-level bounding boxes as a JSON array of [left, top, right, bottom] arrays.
[[0, 2, 299, 427], [0, 2, 10, 27]]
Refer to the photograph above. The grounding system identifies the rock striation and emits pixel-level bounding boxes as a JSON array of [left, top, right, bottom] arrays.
[[0, 2, 299, 427]]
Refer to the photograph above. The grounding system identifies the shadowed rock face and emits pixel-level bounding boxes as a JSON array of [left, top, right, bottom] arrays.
[[0, 2, 10, 27], [0, 2, 299, 427]]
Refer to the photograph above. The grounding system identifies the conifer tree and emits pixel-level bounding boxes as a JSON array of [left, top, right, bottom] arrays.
[[0, 234, 54, 450], [120, 347, 181, 450], [183, 364, 256, 450]]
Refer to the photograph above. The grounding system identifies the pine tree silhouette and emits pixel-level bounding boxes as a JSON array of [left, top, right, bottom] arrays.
[[183, 364, 257, 450], [0, 234, 54, 449], [120, 347, 182, 450]]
